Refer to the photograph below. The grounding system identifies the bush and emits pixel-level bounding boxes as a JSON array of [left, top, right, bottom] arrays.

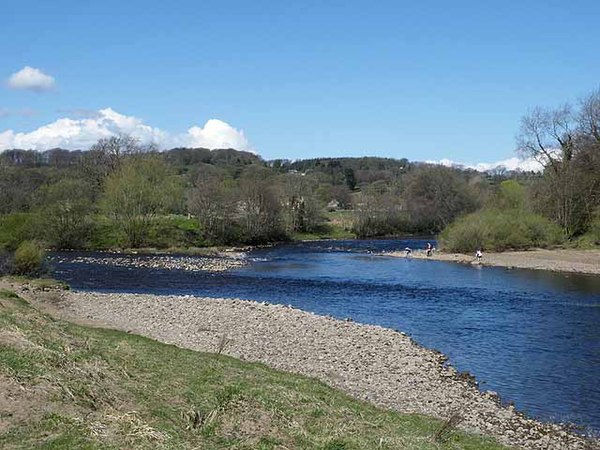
[[35, 178, 95, 249], [439, 209, 564, 253], [0, 213, 36, 251], [575, 211, 600, 248], [87, 215, 123, 249], [87, 215, 205, 250], [13, 240, 46, 276], [146, 215, 204, 249]]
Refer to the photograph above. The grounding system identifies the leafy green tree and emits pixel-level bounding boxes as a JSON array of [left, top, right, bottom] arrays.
[[495, 180, 526, 210], [36, 178, 94, 248], [101, 156, 182, 247]]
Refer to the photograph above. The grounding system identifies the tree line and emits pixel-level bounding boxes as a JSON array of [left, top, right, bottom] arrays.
[[1, 88, 598, 258], [0, 139, 500, 251]]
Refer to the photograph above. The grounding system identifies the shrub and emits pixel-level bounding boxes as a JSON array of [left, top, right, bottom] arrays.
[[13, 240, 46, 276], [0, 213, 36, 251], [35, 178, 95, 249], [439, 209, 563, 253], [575, 211, 600, 248], [146, 215, 204, 249], [87, 215, 124, 249]]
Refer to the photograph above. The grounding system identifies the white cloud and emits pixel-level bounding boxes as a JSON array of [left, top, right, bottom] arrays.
[[0, 108, 253, 152], [182, 119, 250, 150], [7, 66, 56, 92], [426, 157, 544, 173]]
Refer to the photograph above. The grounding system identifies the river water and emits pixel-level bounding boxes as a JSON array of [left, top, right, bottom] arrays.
[[49, 239, 600, 433]]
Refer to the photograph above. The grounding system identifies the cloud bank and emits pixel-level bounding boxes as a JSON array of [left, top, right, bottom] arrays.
[[0, 108, 538, 169], [7, 66, 56, 92], [426, 156, 544, 173], [0, 108, 253, 152]]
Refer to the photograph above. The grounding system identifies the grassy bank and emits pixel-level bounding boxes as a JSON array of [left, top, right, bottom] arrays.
[[291, 211, 356, 241], [0, 285, 505, 450]]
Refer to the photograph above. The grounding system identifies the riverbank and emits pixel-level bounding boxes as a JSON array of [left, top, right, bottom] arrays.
[[1, 284, 510, 449], [383, 248, 600, 275], [18, 284, 597, 450]]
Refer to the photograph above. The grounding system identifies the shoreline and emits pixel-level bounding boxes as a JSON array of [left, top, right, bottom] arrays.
[[382, 248, 600, 275], [48, 239, 599, 276], [19, 285, 597, 450]]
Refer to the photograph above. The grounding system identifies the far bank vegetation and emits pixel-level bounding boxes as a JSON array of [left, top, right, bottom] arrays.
[[1, 89, 599, 264]]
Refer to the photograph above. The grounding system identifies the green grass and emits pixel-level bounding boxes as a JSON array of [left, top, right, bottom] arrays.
[[292, 211, 356, 241], [0, 288, 507, 450], [1, 276, 69, 290], [291, 227, 355, 241]]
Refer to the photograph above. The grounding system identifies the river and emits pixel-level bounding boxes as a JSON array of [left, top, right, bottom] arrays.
[[49, 239, 600, 434]]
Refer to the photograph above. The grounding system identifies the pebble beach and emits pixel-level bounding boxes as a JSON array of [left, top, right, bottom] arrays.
[[384, 248, 600, 275]]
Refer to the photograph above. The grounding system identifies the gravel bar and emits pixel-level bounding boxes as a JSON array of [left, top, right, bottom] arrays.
[[383, 249, 600, 275]]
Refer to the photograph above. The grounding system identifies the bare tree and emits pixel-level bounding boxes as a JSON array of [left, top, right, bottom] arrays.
[[353, 181, 405, 237], [238, 168, 285, 243], [403, 166, 479, 232], [188, 170, 238, 244], [81, 134, 156, 194], [280, 173, 322, 234], [516, 105, 580, 234], [579, 88, 600, 143], [516, 104, 575, 174]]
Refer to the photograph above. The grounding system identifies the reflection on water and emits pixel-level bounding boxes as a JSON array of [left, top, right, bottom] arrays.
[[50, 239, 600, 433]]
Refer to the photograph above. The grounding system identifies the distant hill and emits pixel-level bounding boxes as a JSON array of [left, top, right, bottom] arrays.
[[0, 147, 262, 169], [0, 147, 532, 182], [268, 156, 411, 185]]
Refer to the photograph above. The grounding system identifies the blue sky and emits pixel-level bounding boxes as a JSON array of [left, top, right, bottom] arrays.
[[1, 0, 599, 164]]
